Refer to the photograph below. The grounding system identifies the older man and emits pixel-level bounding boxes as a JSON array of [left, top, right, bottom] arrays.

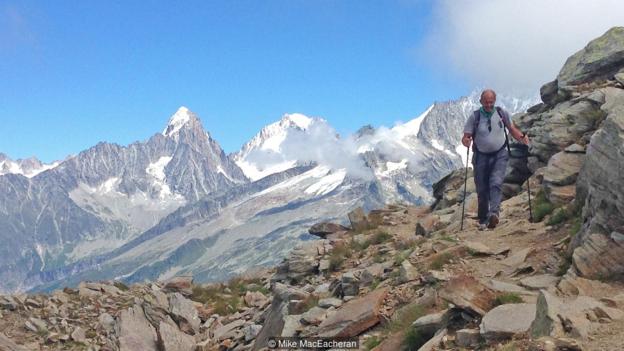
[[462, 89, 529, 230]]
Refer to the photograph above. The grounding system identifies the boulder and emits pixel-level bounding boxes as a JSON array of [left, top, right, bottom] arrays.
[[571, 233, 624, 280], [411, 309, 448, 337], [168, 293, 200, 335], [520, 275, 560, 290], [301, 306, 327, 326], [243, 324, 262, 342], [117, 304, 159, 351], [439, 275, 496, 316], [308, 222, 349, 238], [286, 241, 323, 281], [480, 303, 536, 340], [543, 151, 585, 186], [157, 321, 195, 351], [70, 326, 86, 343], [455, 329, 480, 348], [348, 207, 370, 231], [399, 260, 419, 283], [244, 291, 268, 308], [316, 288, 388, 338], [557, 27, 624, 87], [162, 276, 193, 296]]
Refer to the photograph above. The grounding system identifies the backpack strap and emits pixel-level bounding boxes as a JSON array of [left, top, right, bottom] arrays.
[[496, 107, 512, 155], [471, 110, 480, 153]]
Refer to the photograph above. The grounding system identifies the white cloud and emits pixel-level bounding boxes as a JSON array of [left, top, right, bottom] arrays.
[[422, 0, 624, 95]]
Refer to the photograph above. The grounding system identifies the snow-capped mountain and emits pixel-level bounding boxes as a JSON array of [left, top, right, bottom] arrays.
[[0, 153, 60, 178], [0, 91, 538, 293], [232, 113, 323, 181]]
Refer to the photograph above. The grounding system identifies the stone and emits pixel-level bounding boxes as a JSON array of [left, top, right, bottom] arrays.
[[71, 326, 86, 343], [480, 303, 536, 340], [399, 260, 419, 283], [341, 271, 360, 296], [348, 207, 371, 231], [243, 324, 262, 342], [564, 143, 585, 153], [244, 291, 268, 308], [501, 247, 533, 268], [543, 151, 585, 186], [286, 241, 323, 281], [0, 333, 30, 351], [98, 313, 116, 333], [157, 321, 196, 351], [418, 328, 447, 351], [318, 297, 342, 309], [455, 329, 480, 348], [308, 222, 349, 238], [487, 280, 529, 294], [27, 317, 47, 333], [572, 234, 624, 280], [118, 304, 158, 351], [162, 276, 193, 296], [411, 310, 448, 337], [463, 241, 494, 256], [520, 275, 560, 290], [439, 275, 496, 316], [557, 27, 624, 87], [546, 184, 576, 206], [360, 263, 384, 286], [301, 306, 327, 326], [557, 274, 620, 298], [213, 319, 245, 341], [415, 214, 440, 237], [0, 295, 18, 311], [168, 293, 201, 335], [540, 80, 566, 106], [281, 314, 303, 337], [616, 72, 624, 85], [316, 288, 388, 338]]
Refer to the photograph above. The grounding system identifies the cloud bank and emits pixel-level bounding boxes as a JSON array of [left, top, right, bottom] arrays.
[[422, 0, 624, 95]]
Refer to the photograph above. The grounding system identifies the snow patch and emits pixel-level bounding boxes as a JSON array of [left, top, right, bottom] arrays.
[[304, 169, 347, 196], [146, 156, 179, 199], [380, 159, 408, 177], [285, 113, 313, 130], [163, 106, 192, 136]]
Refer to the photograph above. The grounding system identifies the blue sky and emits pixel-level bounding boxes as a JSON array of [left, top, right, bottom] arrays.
[[2, 0, 624, 163]]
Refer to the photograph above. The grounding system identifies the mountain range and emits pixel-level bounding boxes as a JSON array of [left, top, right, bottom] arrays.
[[0, 91, 537, 293]]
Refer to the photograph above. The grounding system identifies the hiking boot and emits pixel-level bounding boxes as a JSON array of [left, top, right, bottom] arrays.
[[488, 214, 499, 229], [478, 223, 487, 231]]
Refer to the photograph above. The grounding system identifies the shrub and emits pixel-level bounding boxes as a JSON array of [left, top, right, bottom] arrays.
[[364, 336, 382, 350], [428, 252, 453, 270], [532, 191, 554, 222], [403, 328, 428, 350], [385, 303, 425, 333], [369, 231, 392, 245], [547, 207, 570, 226], [328, 242, 352, 272], [113, 281, 129, 291], [493, 292, 523, 306]]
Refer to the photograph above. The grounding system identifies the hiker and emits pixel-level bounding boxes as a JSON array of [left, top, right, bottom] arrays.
[[461, 89, 529, 230]]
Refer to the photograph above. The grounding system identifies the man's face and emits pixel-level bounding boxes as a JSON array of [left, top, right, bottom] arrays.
[[480, 93, 496, 112]]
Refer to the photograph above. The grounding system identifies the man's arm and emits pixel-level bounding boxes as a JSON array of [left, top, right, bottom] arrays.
[[501, 109, 529, 145]]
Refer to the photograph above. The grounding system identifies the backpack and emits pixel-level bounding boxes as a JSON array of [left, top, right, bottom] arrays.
[[471, 106, 511, 155]]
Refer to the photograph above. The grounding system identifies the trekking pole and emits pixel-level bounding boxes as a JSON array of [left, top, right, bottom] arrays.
[[460, 146, 470, 231], [527, 170, 533, 222]]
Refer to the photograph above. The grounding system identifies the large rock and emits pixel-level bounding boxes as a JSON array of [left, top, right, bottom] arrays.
[[439, 275, 496, 316], [316, 288, 388, 338], [308, 222, 348, 238], [573, 86, 624, 280], [286, 241, 323, 281], [480, 303, 536, 340], [571, 233, 624, 280], [431, 169, 475, 210], [0, 333, 30, 351], [117, 304, 159, 351], [162, 276, 193, 296], [157, 321, 195, 351], [543, 151, 584, 186], [348, 207, 370, 231], [168, 293, 200, 335], [557, 27, 624, 87]]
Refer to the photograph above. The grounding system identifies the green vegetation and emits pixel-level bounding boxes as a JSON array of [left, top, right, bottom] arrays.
[[385, 303, 425, 334], [394, 250, 411, 266], [113, 281, 129, 291], [547, 207, 570, 226], [493, 292, 523, 306], [300, 295, 319, 313], [328, 241, 353, 271], [369, 231, 392, 245], [364, 336, 382, 350], [428, 252, 453, 270], [557, 253, 573, 276], [533, 191, 555, 222], [403, 328, 429, 351], [190, 276, 268, 315], [439, 235, 458, 243]]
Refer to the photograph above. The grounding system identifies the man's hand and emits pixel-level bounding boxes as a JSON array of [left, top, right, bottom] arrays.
[[461, 134, 472, 148]]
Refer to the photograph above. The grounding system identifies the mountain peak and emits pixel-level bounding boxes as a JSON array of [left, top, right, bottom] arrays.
[[280, 113, 313, 130], [162, 106, 199, 137]]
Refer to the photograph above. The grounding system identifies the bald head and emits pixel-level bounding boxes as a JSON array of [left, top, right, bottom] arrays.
[[480, 89, 497, 112]]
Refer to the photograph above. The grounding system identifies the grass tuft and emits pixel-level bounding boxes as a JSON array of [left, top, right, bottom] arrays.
[[493, 292, 523, 306]]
